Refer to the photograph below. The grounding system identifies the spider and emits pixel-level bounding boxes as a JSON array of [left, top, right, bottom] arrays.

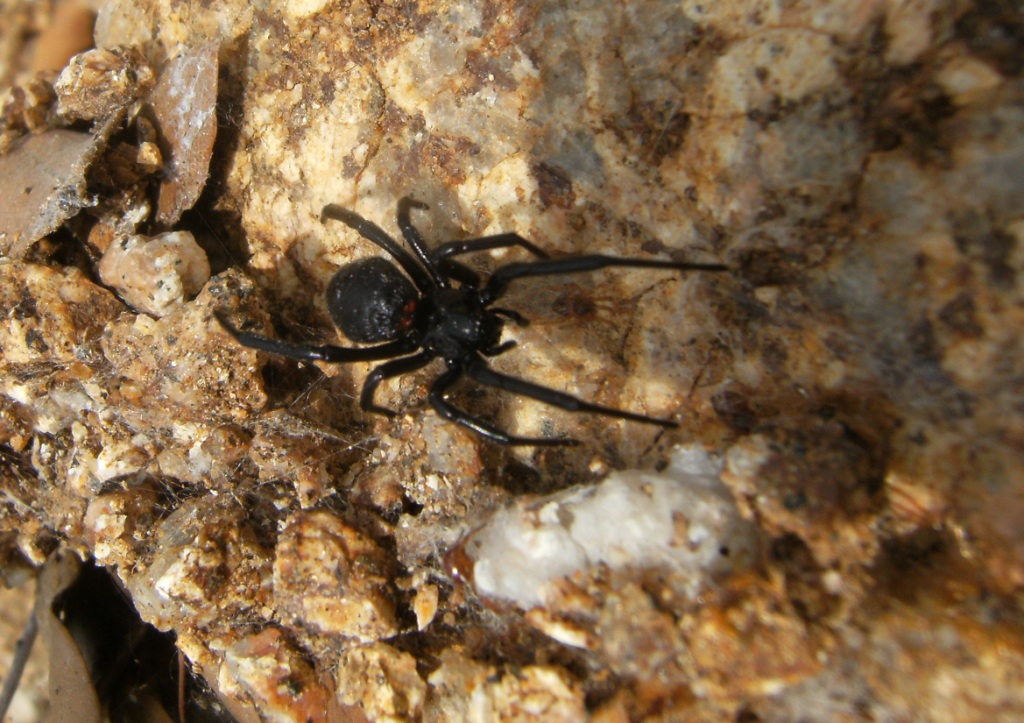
[[216, 197, 727, 446]]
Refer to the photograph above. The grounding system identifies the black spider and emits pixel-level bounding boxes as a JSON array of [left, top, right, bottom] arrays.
[[216, 198, 727, 446]]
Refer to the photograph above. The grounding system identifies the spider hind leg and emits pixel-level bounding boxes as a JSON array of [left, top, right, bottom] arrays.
[[214, 312, 416, 363], [465, 358, 679, 428], [428, 367, 580, 446], [360, 351, 434, 417]]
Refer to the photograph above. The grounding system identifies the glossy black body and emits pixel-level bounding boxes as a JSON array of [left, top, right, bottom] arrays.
[[216, 197, 727, 445], [326, 257, 418, 343]]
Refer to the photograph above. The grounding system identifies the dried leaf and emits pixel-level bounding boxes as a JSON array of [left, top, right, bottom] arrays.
[[35, 551, 103, 723], [149, 44, 218, 225], [0, 113, 122, 258], [0, 130, 95, 257], [33, 551, 230, 722]]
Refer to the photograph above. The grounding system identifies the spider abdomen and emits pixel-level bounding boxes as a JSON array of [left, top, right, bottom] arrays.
[[327, 257, 418, 343]]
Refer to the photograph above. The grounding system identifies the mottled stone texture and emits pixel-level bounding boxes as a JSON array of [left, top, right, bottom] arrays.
[[1, 0, 1022, 719]]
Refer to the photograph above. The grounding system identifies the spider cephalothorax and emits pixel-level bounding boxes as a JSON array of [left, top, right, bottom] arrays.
[[216, 197, 727, 445]]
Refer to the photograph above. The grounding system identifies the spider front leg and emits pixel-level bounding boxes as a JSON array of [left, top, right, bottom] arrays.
[[322, 203, 437, 292], [482, 255, 728, 303], [432, 233, 551, 288], [431, 233, 550, 262], [396, 197, 445, 287], [428, 367, 579, 446]]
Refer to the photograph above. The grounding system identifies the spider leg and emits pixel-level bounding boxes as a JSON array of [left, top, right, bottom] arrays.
[[216, 312, 415, 363], [482, 255, 728, 303], [431, 233, 550, 262], [322, 203, 437, 292], [465, 358, 679, 428], [491, 307, 529, 326], [428, 367, 579, 446], [428, 232, 552, 286], [431, 233, 553, 287], [396, 197, 448, 288], [482, 340, 516, 357], [435, 258, 481, 288], [360, 351, 434, 417]]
